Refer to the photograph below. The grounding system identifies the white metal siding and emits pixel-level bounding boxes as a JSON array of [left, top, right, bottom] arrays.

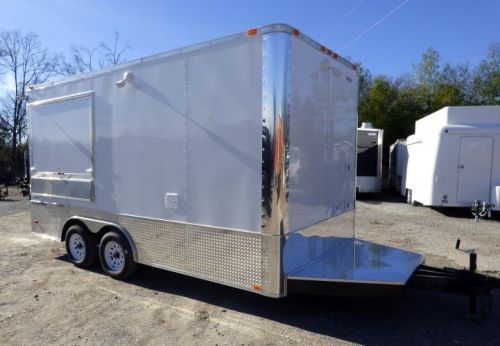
[[184, 38, 262, 232], [29, 37, 263, 232], [115, 57, 187, 221]]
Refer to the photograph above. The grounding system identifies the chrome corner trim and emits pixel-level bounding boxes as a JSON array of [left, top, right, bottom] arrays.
[[257, 24, 357, 71], [261, 32, 291, 237], [66, 216, 138, 262], [260, 234, 285, 297], [260, 32, 291, 297]]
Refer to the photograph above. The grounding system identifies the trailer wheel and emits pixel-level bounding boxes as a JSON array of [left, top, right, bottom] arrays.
[[99, 231, 136, 279], [65, 225, 98, 268]]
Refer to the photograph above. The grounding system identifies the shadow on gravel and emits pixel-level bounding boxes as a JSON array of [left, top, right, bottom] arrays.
[[357, 190, 406, 205], [0, 199, 21, 203], [432, 207, 500, 222], [56, 255, 500, 345]]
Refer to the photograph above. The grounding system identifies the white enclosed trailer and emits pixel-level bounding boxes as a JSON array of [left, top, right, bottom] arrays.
[[356, 123, 383, 193], [403, 106, 500, 211], [389, 139, 407, 191], [28, 24, 422, 298]]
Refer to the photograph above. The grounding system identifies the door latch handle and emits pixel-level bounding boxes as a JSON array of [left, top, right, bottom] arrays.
[[459, 164, 464, 169]]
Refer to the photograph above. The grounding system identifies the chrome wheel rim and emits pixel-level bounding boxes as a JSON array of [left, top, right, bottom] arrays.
[[69, 233, 86, 262], [104, 240, 125, 273]]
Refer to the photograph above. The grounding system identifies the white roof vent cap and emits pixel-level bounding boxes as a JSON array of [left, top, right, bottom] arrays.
[[361, 122, 374, 129]]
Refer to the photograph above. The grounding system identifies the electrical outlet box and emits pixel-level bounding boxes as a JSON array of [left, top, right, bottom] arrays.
[[165, 193, 178, 209]]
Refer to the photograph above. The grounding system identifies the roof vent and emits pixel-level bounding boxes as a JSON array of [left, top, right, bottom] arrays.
[[361, 122, 374, 129]]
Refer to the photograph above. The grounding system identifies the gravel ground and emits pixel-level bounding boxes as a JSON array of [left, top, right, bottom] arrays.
[[0, 186, 29, 217], [356, 192, 500, 277], [0, 189, 499, 345]]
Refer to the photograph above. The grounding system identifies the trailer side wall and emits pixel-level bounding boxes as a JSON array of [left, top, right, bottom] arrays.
[[30, 36, 263, 233], [288, 36, 357, 235], [29, 35, 265, 294]]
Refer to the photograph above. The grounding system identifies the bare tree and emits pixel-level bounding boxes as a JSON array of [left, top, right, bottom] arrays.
[[100, 31, 131, 66], [0, 30, 59, 154], [60, 45, 100, 75], [60, 31, 131, 76]]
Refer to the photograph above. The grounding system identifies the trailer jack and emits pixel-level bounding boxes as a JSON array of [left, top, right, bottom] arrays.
[[408, 248, 500, 319], [471, 200, 495, 221]]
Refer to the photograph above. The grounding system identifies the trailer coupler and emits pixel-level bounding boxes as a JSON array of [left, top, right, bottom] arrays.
[[471, 200, 495, 221], [407, 252, 500, 319]]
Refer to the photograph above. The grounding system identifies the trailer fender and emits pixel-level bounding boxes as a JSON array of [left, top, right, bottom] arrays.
[[62, 216, 138, 263]]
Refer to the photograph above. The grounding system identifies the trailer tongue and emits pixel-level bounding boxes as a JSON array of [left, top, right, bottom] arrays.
[[409, 256, 500, 318]]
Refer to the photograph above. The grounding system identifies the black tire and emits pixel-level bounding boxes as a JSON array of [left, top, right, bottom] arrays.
[[65, 225, 98, 268], [99, 231, 136, 279]]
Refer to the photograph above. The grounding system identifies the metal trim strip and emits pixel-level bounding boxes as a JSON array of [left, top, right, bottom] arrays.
[[287, 276, 407, 286], [119, 213, 261, 237], [31, 193, 91, 202], [28, 90, 94, 106], [31, 176, 94, 201]]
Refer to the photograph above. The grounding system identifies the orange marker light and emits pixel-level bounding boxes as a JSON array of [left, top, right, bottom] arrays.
[[252, 283, 262, 291], [246, 28, 258, 36], [292, 29, 300, 36]]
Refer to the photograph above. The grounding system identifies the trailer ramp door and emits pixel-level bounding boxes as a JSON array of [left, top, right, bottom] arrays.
[[286, 236, 423, 295]]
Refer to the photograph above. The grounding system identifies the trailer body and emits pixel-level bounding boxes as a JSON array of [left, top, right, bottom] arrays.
[[402, 106, 500, 210], [389, 139, 407, 191], [28, 24, 422, 297], [356, 124, 383, 193]]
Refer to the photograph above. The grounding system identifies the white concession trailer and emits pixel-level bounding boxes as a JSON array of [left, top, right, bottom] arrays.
[[403, 106, 500, 212], [356, 123, 383, 193], [28, 24, 422, 298]]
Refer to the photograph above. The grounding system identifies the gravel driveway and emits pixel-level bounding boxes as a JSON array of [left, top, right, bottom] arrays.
[[0, 190, 499, 345]]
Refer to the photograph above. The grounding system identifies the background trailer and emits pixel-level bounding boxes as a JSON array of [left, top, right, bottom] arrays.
[[28, 24, 422, 298], [356, 123, 383, 193], [389, 139, 407, 191], [403, 106, 500, 211]]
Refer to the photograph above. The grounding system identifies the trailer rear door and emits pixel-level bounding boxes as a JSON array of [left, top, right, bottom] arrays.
[[357, 130, 379, 177], [457, 136, 493, 203]]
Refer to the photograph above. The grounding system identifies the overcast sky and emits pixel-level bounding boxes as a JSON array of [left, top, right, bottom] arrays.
[[1, 0, 499, 83]]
